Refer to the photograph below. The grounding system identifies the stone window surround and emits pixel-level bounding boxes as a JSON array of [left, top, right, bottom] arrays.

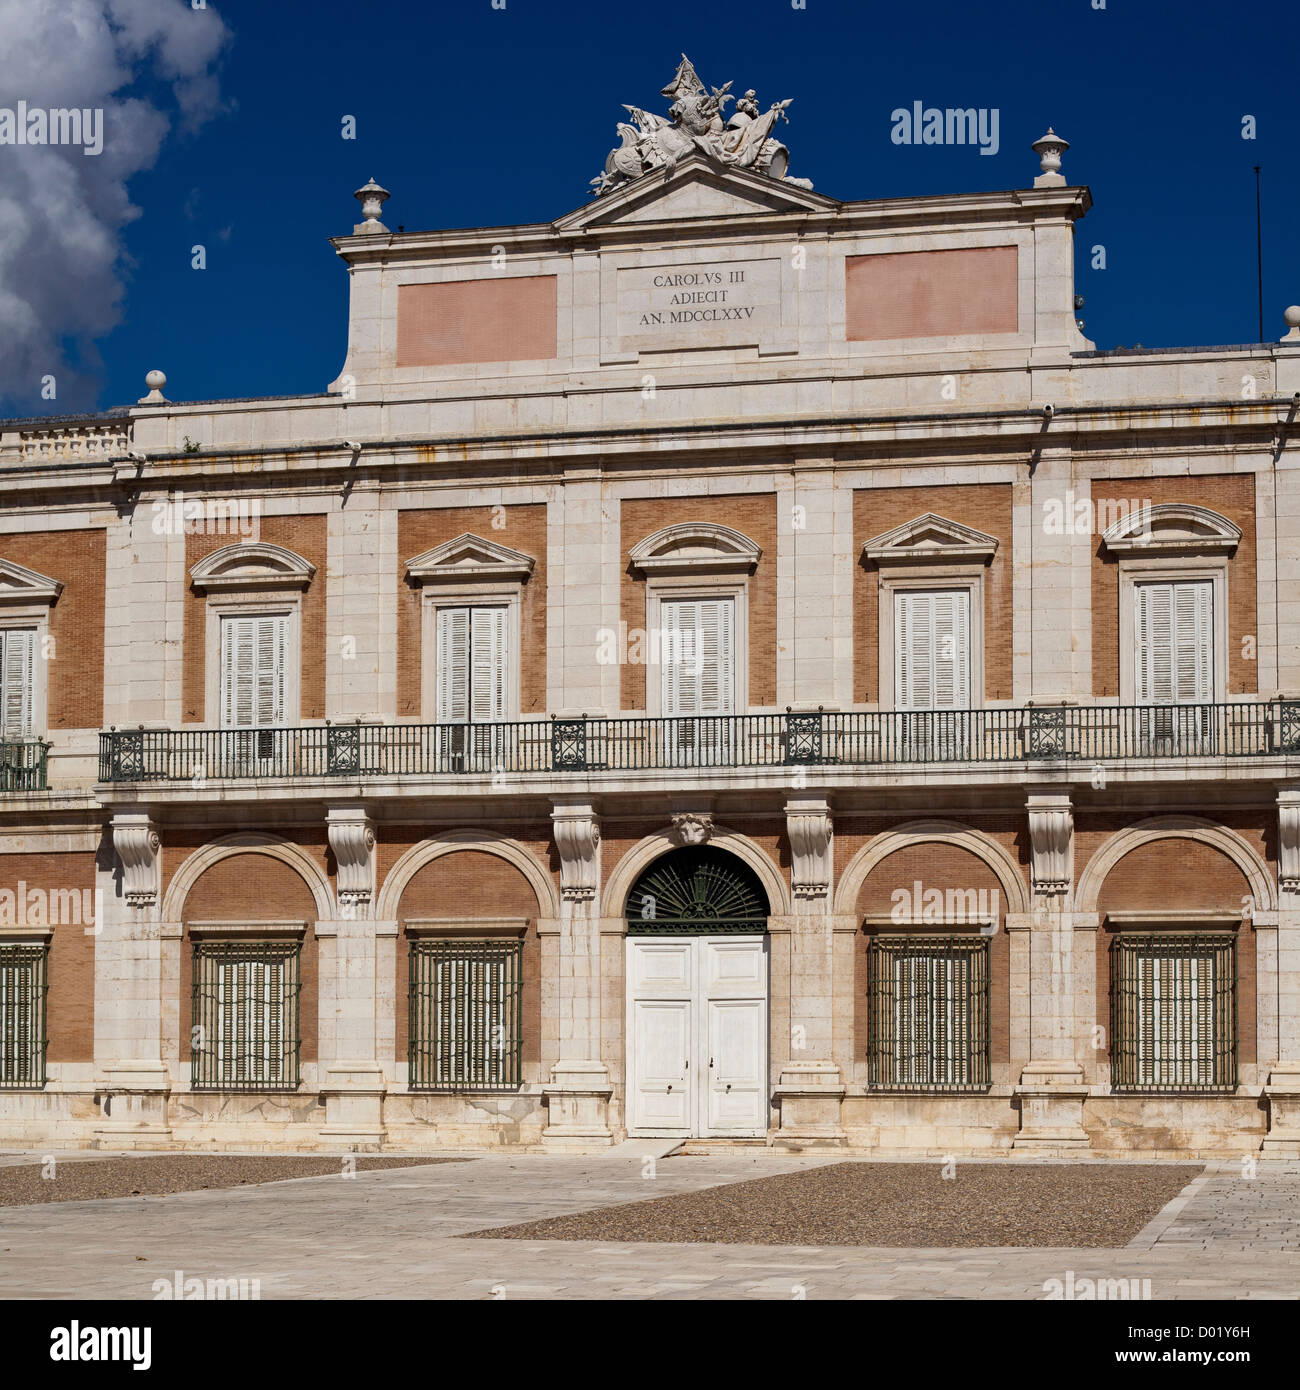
[[875, 568, 986, 712], [643, 575, 750, 717], [1114, 559, 1229, 705]]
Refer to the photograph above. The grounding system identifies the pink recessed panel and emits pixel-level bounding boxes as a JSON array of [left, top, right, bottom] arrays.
[[845, 246, 1018, 341], [397, 275, 558, 366]]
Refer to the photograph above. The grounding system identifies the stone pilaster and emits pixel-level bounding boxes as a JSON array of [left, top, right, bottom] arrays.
[[773, 798, 844, 1146], [1014, 791, 1089, 1150], [542, 798, 613, 1148], [1264, 787, 1300, 1153], [97, 815, 170, 1146], [320, 807, 385, 1147]]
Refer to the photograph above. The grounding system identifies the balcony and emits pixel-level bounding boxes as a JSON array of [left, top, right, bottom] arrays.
[[0, 740, 49, 791], [97, 703, 1300, 784]]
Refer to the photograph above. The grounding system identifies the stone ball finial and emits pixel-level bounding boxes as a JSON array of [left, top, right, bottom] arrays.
[[1031, 128, 1069, 188], [1282, 306, 1300, 343], [353, 177, 390, 234], [139, 369, 169, 405]]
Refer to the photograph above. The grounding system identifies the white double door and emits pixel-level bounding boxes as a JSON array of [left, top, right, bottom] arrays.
[[626, 935, 768, 1139]]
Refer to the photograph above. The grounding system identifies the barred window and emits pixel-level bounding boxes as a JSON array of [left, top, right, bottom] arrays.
[[409, 938, 523, 1091], [0, 943, 47, 1089], [191, 941, 301, 1091], [868, 935, 990, 1091], [1110, 933, 1236, 1092]]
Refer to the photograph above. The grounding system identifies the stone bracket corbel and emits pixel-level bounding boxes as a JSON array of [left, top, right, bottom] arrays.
[[111, 812, 161, 910], [1027, 791, 1073, 901], [327, 807, 376, 915], [786, 797, 833, 910], [552, 799, 601, 903]]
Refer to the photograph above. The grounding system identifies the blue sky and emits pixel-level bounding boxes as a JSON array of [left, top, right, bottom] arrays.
[[5, 0, 1296, 417]]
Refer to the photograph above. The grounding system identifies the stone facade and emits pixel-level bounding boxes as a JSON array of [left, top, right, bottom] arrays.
[[1, 121, 1299, 1157]]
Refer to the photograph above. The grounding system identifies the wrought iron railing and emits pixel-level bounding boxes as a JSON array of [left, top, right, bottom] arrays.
[[98, 701, 1300, 783], [0, 740, 49, 791]]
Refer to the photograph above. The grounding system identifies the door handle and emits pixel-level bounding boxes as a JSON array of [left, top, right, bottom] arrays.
[[666, 1083, 672, 1092]]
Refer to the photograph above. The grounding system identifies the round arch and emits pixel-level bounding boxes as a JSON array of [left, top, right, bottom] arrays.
[[833, 819, 1030, 917], [1075, 815, 1275, 915], [600, 826, 792, 922], [161, 832, 335, 922], [375, 830, 560, 921]]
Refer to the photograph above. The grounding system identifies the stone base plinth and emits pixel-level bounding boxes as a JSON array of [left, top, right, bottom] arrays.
[[1262, 1067, 1300, 1156], [541, 1061, 615, 1150], [1014, 1063, 1091, 1150], [92, 1061, 173, 1147], [319, 1062, 387, 1150], [772, 1062, 846, 1147]]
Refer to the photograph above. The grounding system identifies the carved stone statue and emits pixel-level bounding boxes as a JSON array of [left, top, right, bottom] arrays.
[[590, 54, 810, 196]]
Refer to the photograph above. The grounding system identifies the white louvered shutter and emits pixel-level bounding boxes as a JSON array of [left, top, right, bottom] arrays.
[[221, 615, 288, 728], [1136, 581, 1212, 704], [436, 607, 470, 722], [662, 598, 734, 715], [0, 629, 35, 737], [471, 607, 507, 722], [895, 591, 968, 710], [437, 607, 507, 723]]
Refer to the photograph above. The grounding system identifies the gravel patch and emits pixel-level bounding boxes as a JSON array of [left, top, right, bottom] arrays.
[[0, 1155, 463, 1207], [465, 1161, 1203, 1248]]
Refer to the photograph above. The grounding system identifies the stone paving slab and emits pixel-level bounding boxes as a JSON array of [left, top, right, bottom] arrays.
[[0, 1152, 1294, 1300]]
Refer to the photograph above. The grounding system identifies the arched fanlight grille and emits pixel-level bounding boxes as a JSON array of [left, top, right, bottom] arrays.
[[626, 847, 768, 934]]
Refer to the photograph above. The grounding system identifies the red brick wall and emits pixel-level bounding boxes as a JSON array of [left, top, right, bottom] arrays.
[[396, 506, 547, 718], [0, 531, 105, 728], [183, 515, 328, 723], [1091, 474, 1256, 697], [619, 495, 777, 710], [853, 485, 1014, 703]]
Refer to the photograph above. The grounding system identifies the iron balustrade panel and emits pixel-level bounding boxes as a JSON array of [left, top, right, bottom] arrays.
[[190, 940, 302, 1092], [1109, 932, 1237, 1093], [96, 701, 1300, 781], [0, 740, 48, 791], [867, 935, 991, 1092], [408, 938, 523, 1091], [0, 943, 47, 1089]]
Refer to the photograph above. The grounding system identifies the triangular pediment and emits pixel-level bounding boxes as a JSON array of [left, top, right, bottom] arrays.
[[556, 155, 838, 233], [406, 533, 535, 583], [862, 514, 999, 564], [0, 558, 62, 605]]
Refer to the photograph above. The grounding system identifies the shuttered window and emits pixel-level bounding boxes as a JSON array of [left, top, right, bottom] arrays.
[[1135, 580, 1213, 704], [895, 590, 970, 710], [660, 597, 735, 716], [220, 614, 288, 728], [1110, 933, 1236, 1091], [436, 606, 507, 722], [409, 938, 523, 1090], [868, 936, 990, 1090], [191, 941, 301, 1091], [0, 628, 35, 737], [0, 944, 47, 1089]]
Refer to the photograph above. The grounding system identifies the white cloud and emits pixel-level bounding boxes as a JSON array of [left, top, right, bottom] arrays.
[[0, 0, 230, 415]]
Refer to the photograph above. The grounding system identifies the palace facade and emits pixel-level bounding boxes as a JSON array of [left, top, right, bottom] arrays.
[[2, 94, 1300, 1157]]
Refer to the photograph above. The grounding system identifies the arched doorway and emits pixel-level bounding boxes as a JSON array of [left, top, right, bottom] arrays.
[[624, 847, 770, 1139]]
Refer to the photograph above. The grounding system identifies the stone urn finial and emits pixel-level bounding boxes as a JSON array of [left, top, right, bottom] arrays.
[[353, 177, 390, 234], [1282, 305, 1300, 343], [1031, 128, 1069, 188], [138, 369, 168, 405]]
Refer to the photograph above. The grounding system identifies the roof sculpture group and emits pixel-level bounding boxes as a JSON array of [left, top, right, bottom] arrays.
[[590, 54, 810, 197]]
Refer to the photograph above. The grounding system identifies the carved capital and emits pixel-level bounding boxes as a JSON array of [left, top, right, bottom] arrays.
[[1027, 793, 1073, 899], [1278, 790, 1300, 895], [553, 801, 601, 902], [670, 812, 714, 847], [327, 808, 376, 911], [786, 798, 833, 904], [112, 813, 161, 909]]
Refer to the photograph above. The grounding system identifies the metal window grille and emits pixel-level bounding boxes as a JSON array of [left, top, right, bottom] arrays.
[[191, 941, 301, 1091], [409, 938, 523, 1091], [1110, 933, 1236, 1092], [868, 935, 990, 1091], [0, 944, 47, 1089]]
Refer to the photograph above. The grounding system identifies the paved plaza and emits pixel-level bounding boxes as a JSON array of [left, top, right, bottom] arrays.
[[0, 1151, 1296, 1300]]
